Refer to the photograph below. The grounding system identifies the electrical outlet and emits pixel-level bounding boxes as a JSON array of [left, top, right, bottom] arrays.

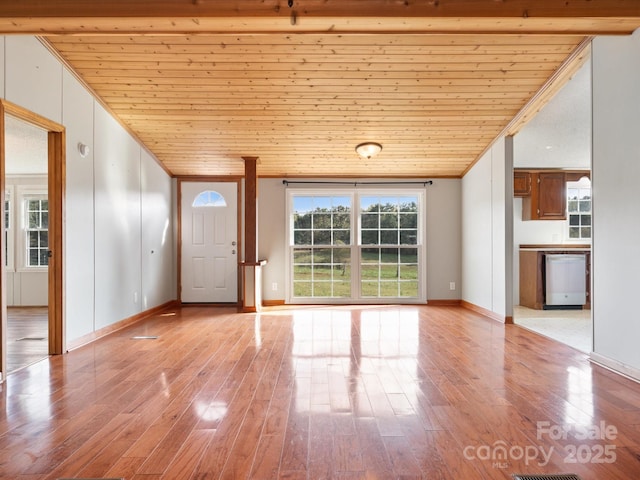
[[272, 282, 278, 291], [449, 282, 456, 291]]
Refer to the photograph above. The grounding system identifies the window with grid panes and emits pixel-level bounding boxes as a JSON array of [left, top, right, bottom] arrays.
[[360, 195, 419, 298], [291, 194, 352, 298], [4, 194, 9, 267], [567, 178, 591, 240], [288, 189, 425, 303], [25, 197, 49, 267]]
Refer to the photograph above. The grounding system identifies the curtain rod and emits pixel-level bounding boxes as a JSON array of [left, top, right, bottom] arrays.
[[282, 180, 433, 186]]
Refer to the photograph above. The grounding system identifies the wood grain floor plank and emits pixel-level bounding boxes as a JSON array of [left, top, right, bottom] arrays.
[[190, 345, 276, 477], [382, 435, 423, 476], [333, 434, 364, 473], [41, 412, 136, 479], [219, 399, 270, 479], [74, 414, 148, 478], [7, 307, 48, 373], [354, 417, 395, 478], [307, 411, 334, 480], [104, 455, 146, 479], [278, 410, 310, 474], [397, 416, 451, 479], [157, 429, 215, 480], [2, 305, 640, 479], [20, 406, 122, 476], [249, 433, 285, 480]]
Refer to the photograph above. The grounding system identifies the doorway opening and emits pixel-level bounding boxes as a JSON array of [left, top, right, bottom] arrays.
[[0, 100, 65, 379], [5, 116, 48, 372], [514, 176, 592, 352], [510, 53, 592, 353]]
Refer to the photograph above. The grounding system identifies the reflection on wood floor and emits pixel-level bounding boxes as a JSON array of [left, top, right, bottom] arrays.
[[7, 306, 48, 373], [2, 304, 640, 479]]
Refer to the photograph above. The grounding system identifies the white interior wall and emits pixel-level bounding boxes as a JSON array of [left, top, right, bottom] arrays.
[[141, 150, 174, 311], [5, 36, 63, 124], [591, 30, 640, 379], [258, 177, 462, 303], [63, 68, 96, 340], [425, 178, 462, 300], [93, 104, 143, 330], [258, 179, 286, 301], [462, 150, 493, 310], [462, 138, 510, 319], [2, 36, 175, 344]]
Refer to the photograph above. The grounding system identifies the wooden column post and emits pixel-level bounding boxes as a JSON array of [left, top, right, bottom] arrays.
[[239, 156, 264, 312], [243, 156, 258, 264]]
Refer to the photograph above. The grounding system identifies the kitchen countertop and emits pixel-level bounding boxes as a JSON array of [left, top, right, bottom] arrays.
[[520, 244, 590, 251]]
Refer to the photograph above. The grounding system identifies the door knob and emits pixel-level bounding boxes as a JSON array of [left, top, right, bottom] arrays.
[[231, 241, 237, 246], [232, 249, 236, 255]]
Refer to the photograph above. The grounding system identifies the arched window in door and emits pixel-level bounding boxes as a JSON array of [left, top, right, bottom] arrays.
[[192, 190, 227, 207]]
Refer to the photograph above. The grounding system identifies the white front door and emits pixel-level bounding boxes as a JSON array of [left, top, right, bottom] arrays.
[[181, 182, 238, 303]]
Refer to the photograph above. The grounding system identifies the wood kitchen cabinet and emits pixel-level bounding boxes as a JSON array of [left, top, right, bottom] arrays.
[[515, 169, 590, 221], [523, 171, 566, 220], [513, 171, 532, 197]]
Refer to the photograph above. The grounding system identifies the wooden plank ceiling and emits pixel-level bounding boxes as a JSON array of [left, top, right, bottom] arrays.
[[3, 1, 640, 178]]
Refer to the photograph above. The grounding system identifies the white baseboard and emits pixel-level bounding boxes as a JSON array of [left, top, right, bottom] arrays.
[[590, 352, 640, 384]]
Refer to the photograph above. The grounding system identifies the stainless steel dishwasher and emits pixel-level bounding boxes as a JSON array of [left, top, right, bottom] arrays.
[[544, 253, 587, 309]]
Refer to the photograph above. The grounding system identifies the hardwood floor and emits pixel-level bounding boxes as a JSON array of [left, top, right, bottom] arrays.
[[6, 306, 48, 373], [1, 304, 640, 479]]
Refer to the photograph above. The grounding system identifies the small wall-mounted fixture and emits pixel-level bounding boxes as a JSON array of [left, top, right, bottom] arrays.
[[355, 142, 382, 159], [77, 142, 90, 158]]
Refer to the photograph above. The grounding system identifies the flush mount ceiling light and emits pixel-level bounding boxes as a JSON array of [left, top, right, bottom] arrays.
[[355, 142, 382, 159]]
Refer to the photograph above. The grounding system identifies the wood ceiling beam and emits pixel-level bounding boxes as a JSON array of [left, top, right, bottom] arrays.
[[1, 0, 640, 35]]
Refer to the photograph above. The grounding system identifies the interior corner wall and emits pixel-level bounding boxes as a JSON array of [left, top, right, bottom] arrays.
[[462, 137, 510, 319], [258, 178, 286, 302], [425, 178, 462, 300], [3, 36, 176, 344], [591, 31, 640, 379]]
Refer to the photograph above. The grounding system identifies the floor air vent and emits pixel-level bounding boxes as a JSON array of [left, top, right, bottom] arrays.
[[513, 475, 582, 480], [131, 335, 158, 340]]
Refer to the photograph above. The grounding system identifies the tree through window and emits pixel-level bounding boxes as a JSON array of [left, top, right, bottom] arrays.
[[567, 177, 591, 240], [288, 189, 425, 302]]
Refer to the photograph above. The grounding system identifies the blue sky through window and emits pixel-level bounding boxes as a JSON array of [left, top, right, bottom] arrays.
[[293, 195, 351, 213]]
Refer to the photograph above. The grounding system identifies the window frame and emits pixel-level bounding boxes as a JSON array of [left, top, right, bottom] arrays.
[[18, 187, 49, 272], [4, 185, 14, 272], [566, 176, 591, 242], [285, 187, 426, 304]]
